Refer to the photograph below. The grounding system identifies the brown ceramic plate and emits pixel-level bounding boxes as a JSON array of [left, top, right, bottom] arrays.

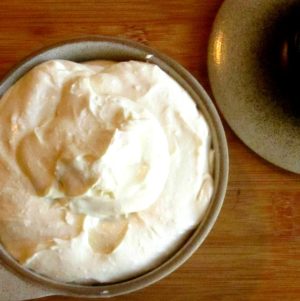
[[208, 0, 300, 173], [0, 36, 228, 300]]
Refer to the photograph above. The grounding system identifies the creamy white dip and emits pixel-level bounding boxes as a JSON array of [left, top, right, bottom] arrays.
[[0, 60, 213, 283]]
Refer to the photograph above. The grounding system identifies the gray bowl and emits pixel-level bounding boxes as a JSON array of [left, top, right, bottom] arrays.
[[0, 36, 228, 300], [208, 0, 300, 173]]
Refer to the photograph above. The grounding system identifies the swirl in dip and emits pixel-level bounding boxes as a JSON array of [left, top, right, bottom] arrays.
[[0, 60, 213, 283]]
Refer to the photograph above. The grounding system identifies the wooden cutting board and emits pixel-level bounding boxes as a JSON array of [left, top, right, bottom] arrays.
[[0, 0, 299, 300]]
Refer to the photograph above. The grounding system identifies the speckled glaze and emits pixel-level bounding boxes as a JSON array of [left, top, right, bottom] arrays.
[[208, 0, 300, 173], [0, 37, 228, 300]]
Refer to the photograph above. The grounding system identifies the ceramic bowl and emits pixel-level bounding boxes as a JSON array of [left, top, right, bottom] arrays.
[[208, 0, 300, 173], [0, 36, 228, 300]]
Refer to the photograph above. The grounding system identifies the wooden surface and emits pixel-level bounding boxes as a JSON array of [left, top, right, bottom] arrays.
[[0, 1, 300, 300]]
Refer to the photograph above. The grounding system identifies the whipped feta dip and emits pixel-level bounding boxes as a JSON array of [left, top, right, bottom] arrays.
[[0, 60, 213, 283]]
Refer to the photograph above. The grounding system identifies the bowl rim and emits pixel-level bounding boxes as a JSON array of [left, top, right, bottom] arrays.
[[0, 36, 229, 298]]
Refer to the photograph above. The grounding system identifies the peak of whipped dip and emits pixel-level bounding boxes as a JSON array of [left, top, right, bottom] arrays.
[[0, 60, 213, 283]]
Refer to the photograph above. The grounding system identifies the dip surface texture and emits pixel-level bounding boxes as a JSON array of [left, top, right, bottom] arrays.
[[0, 60, 213, 283]]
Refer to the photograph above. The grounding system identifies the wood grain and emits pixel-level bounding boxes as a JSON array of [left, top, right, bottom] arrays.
[[0, 1, 299, 300]]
